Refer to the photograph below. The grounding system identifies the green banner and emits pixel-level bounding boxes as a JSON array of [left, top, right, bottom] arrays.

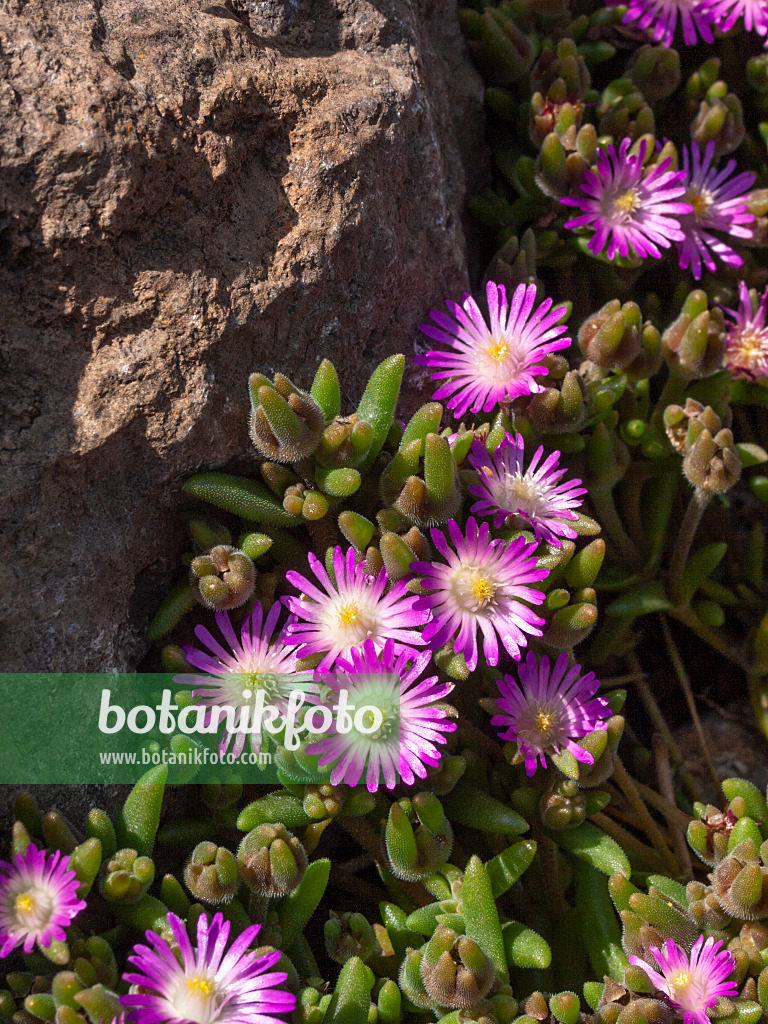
[[0, 674, 344, 785]]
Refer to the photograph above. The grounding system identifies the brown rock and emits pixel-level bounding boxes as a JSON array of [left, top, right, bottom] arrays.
[[0, 0, 484, 670]]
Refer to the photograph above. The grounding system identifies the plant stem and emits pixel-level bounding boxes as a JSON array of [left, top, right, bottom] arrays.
[[748, 673, 768, 742], [590, 487, 641, 567], [668, 487, 710, 605], [591, 812, 667, 872], [611, 755, 679, 876], [669, 604, 754, 671], [659, 614, 720, 794], [627, 652, 700, 802], [650, 371, 686, 431], [651, 735, 694, 880]]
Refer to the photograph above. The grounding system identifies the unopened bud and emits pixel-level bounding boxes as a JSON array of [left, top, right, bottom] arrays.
[[237, 824, 308, 897], [190, 545, 256, 610], [184, 843, 239, 904]]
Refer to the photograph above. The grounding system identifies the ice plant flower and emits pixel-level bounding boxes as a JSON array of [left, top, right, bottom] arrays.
[[0, 844, 86, 957], [561, 137, 692, 261], [676, 142, 755, 280], [468, 433, 586, 546], [122, 911, 296, 1024], [307, 638, 456, 791], [411, 517, 548, 672], [491, 651, 611, 776], [697, 0, 768, 34], [284, 546, 428, 671], [415, 280, 571, 418], [176, 603, 305, 757], [723, 281, 768, 382], [621, 0, 715, 45], [629, 936, 738, 1024]]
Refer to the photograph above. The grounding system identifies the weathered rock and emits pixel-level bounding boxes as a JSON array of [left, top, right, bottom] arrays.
[[0, 0, 484, 670]]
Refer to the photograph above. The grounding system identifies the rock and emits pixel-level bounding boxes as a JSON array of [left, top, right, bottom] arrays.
[[0, 0, 484, 671]]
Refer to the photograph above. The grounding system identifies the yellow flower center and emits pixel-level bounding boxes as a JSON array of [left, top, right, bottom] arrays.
[[535, 711, 553, 733], [337, 603, 359, 626], [687, 188, 711, 219], [14, 894, 34, 914], [615, 190, 639, 214], [186, 977, 214, 998], [483, 338, 510, 362], [468, 570, 496, 605], [672, 971, 691, 991]]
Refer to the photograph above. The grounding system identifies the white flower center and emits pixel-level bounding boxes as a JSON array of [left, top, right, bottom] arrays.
[[170, 973, 224, 1024], [686, 185, 713, 221], [729, 328, 768, 372], [671, 970, 692, 993], [328, 599, 377, 644], [451, 567, 498, 612], [345, 674, 401, 744], [480, 334, 521, 383], [518, 701, 563, 749], [11, 887, 54, 930], [492, 471, 551, 519]]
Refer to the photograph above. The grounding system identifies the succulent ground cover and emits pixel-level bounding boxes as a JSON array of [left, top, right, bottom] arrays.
[[5, 2, 768, 1024]]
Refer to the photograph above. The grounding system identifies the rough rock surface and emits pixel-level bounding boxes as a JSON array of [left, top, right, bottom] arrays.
[[0, 0, 484, 671]]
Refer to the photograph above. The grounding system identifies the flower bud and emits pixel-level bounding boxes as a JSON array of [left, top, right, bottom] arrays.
[[419, 927, 495, 1010], [249, 372, 325, 463], [189, 545, 256, 610], [383, 799, 454, 881], [662, 298, 726, 380], [683, 427, 741, 493], [380, 433, 462, 528], [712, 840, 768, 920], [578, 300, 644, 371], [663, 399, 722, 454], [539, 778, 586, 829], [691, 93, 745, 157], [324, 911, 381, 965], [525, 370, 588, 433], [398, 947, 434, 1010], [184, 842, 239, 904], [237, 824, 308, 896], [627, 45, 680, 102], [100, 848, 154, 904]]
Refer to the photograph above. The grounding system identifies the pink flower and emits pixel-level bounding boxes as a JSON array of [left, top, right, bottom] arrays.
[[284, 546, 428, 670], [491, 651, 611, 776], [122, 911, 296, 1024], [629, 936, 738, 1024], [468, 433, 586, 547], [415, 281, 570, 419], [176, 603, 303, 758], [562, 138, 692, 261], [622, 0, 715, 45], [306, 639, 456, 792], [723, 281, 768, 382], [697, 0, 768, 35], [676, 142, 755, 280], [0, 844, 86, 957], [411, 517, 548, 672]]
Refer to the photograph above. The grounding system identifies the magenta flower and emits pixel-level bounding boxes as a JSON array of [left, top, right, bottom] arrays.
[[122, 911, 295, 1024], [676, 142, 755, 280], [284, 546, 428, 671], [0, 844, 86, 957], [307, 639, 456, 792], [723, 281, 768, 382], [415, 281, 571, 418], [629, 936, 738, 1024], [491, 651, 611, 776], [411, 517, 548, 672], [562, 138, 692, 261], [175, 604, 303, 758], [697, 0, 768, 34], [468, 433, 586, 547], [622, 0, 715, 45]]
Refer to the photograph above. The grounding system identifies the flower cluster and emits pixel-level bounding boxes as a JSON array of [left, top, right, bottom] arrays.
[[561, 138, 754, 272]]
